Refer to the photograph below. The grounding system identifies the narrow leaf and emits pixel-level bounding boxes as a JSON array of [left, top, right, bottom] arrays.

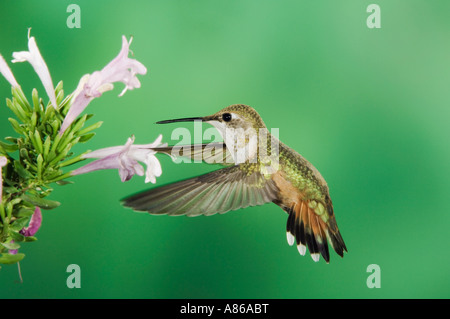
[[77, 121, 103, 136], [0, 253, 25, 264], [22, 193, 61, 210], [8, 118, 24, 135]]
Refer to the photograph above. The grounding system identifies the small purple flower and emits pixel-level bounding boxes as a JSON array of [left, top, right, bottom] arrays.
[[60, 36, 147, 135], [20, 207, 42, 237], [0, 54, 19, 87], [8, 246, 18, 255], [8, 207, 42, 255], [11, 30, 57, 109], [72, 135, 164, 183]]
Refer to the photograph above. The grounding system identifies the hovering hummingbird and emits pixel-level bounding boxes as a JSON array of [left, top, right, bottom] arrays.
[[122, 104, 347, 263]]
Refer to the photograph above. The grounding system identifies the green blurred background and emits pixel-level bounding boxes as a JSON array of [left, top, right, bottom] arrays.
[[1, 0, 449, 298]]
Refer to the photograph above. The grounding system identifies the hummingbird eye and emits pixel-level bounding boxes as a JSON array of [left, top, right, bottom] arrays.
[[222, 113, 232, 122]]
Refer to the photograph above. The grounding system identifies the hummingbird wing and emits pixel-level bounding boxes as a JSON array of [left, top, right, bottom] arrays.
[[154, 143, 234, 166], [122, 165, 279, 216]]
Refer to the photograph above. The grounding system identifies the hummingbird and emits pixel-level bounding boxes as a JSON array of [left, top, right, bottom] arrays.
[[122, 104, 347, 263]]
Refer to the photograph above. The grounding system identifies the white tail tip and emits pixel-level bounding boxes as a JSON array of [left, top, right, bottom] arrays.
[[286, 232, 295, 246], [297, 244, 306, 256]]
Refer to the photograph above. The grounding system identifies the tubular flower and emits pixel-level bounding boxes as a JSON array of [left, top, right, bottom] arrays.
[[12, 31, 57, 109], [72, 135, 164, 183], [0, 54, 19, 87], [60, 36, 147, 135]]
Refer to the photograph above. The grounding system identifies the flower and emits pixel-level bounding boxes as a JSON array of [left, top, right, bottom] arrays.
[[20, 207, 42, 237], [0, 156, 7, 203], [59, 36, 147, 135], [0, 54, 19, 87], [12, 30, 57, 109], [8, 207, 42, 255], [72, 135, 164, 183]]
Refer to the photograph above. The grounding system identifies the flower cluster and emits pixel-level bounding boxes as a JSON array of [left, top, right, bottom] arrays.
[[0, 30, 164, 268]]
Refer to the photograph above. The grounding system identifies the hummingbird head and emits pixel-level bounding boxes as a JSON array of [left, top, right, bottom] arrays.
[[156, 104, 268, 163], [206, 104, 267, 131], [156, 104, 266, 131]]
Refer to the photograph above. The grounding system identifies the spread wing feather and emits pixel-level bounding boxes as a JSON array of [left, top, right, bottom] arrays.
[[122, 165, 279, 217], [154, 143, 234, 165]]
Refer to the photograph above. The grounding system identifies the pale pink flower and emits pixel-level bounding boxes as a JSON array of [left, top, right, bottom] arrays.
[[72, 135, 164, 183], [0, 54, 19, 87], [12, 31, 57, 109], [60, 36, 147, 135]]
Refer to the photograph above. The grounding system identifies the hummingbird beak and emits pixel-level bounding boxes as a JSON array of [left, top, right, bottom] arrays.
[[156, 116, 205, 124]]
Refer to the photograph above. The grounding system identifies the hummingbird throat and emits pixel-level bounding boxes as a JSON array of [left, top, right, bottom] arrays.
[[207, 120, 280, 170]]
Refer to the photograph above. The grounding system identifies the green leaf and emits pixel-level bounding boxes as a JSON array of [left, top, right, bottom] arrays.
[[6, 201, 13, 219], [30, 111, 38, 130], [55, 180, 74, 186], [10, 217, 31, 231], [10, 197, 22, 206], [50, 120, 60, 137], [42, 102, 56, 125], [6, 97, 27, 123], [25, 236, 37, 242], [57, 131, 74, 153], [54, 81, 64, 97], [59, 152, 85, 167], [22, 193, 61, 210], [70, 115, 88, 135], [10, 231, 26, 242], [36, 154, 44, 179], [0, 141, 18, 153], [59, 95, 73, 116], [34, 130, 44, 154], [4, 186, 19, 194], [43, 167, 63, 181], [14, 160, 32, 179], [10, 98, 29, 123], [55, 89, 64, 107], [0, 241, 21, 250], [5, 136, 18, 143], [46, 171, 72, 184], [8, 118, 24, 135], [43, 135, 51, 159], [0, 204, 5, 223], [0, 253, 25, 264], [16, 208, 35, 218], [32, 88, 40, 112], [23, 159, 37, 172], [77, 121, 103, 136], [12, 86, 31, 112], [49, 130, 62, 157], [79, 133, 96, 143], [49, 143, 72, 166], [20, 148, 31, 162]]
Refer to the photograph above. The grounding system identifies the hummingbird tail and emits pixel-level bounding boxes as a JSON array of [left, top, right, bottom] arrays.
[[286, 201, 347, 263]]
